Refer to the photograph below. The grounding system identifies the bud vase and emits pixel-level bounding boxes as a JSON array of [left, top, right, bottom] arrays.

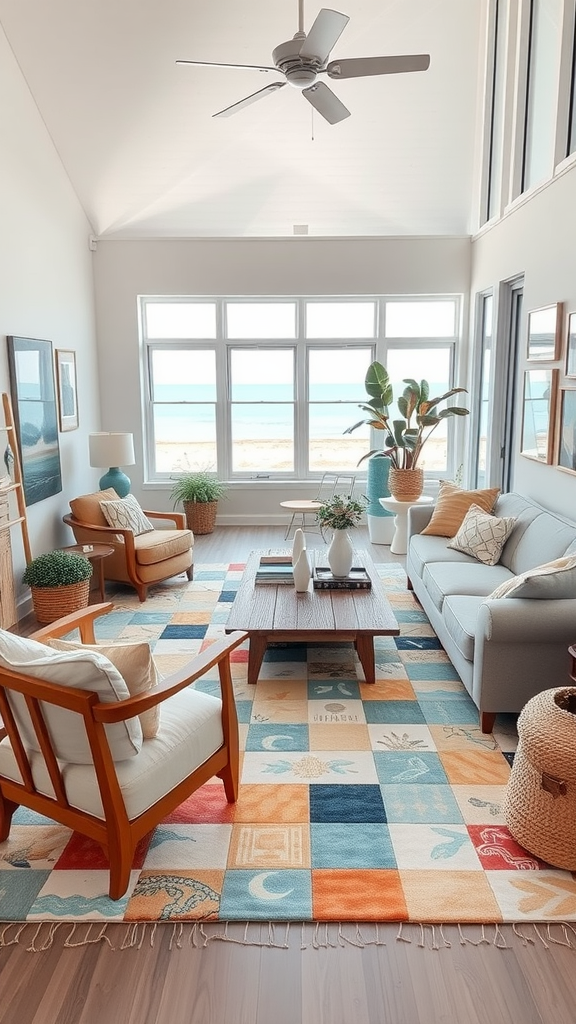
[[327, 529, 354, 578], [291, 528, 306, 565], [293, 549, 311, 592]]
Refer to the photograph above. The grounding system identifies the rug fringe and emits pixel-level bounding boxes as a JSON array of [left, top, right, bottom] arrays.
[[2, 920, 576, 952]]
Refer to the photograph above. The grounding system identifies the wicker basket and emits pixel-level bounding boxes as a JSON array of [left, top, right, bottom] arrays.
[[183, 500, 218, 535], [388, 468, 424, 502], [31, 580, 91, 625], [505, 687, 576, 870]]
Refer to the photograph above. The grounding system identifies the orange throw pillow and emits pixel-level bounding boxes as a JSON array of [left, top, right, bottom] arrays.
[[421, 482, 500, 537]]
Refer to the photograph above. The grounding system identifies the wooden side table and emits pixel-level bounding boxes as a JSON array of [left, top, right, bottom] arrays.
[[59, 544, 114, 602]]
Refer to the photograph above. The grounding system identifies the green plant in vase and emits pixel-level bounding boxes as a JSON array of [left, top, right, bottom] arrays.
[[170, 470, 228, 535]]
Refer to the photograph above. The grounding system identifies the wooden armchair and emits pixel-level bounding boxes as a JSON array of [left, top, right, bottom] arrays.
[[0, 603, 246, 899], [63, 487, 194, 601]]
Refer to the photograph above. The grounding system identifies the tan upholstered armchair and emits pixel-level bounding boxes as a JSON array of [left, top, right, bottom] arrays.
[[0, 603, 246, 899], [63, 488, 194, 602]]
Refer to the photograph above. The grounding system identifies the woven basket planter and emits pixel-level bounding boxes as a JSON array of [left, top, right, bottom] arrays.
[[183, 500, 218, 535], [31, 580, 91, 625], [388, 468, 424, 502], [505, 687, 576, 870]]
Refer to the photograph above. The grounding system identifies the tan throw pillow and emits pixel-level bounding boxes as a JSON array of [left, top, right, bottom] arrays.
[[47, 638, 160, 738], [487, 555, 576, 600], [99, 494, 154, 536], [447, 504, 516, 565], [421, 482, 500, 537]]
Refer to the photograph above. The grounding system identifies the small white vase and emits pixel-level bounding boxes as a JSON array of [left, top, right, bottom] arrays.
[[293, 549, 311, 592], [327, 529, 354, 578], [291, 528, 306, 566]]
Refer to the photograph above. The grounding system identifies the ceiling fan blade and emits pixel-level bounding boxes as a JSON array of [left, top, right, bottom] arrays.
[[302, 81, 350, 124], [299, 8, 350, 63], [213, 82, 286, 118], [176, 59, 277, 73], [326, 54, 430, 79]]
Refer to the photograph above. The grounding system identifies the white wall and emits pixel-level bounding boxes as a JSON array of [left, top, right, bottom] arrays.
[[0, 26, 102, 607], [93, 236, 471, 524], [471, 162, 576, 519]]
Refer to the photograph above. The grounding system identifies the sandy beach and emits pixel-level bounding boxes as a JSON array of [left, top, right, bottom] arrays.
[[155, 437, 448, 474]]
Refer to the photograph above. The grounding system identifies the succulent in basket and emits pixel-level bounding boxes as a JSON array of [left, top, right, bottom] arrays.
[[316, 494, 367, 532], [22, 551, 93, 588]]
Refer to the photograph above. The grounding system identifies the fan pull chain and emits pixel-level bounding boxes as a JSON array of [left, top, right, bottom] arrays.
[[311, 106, 315, 141]]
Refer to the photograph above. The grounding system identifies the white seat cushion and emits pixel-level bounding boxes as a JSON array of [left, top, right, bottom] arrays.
[[0, 686, 223, 821]]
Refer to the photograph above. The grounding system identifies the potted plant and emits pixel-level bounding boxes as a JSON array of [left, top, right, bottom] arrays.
[[170, 470, 228, 535], [316, 493, 367, 577], [22, 550, 93, 624], [345, 361, 469, 501]]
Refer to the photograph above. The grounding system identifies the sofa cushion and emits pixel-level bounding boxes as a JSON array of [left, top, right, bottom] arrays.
[[408, 533, 477, 577], [421, 482, 500, 537], [498, 511, 576, 575], [443, 595, 485, 662], [447, 504, 516, 566], [100, 494, 154, 536], [46, 638, 160, 738], [134, 528, 193, 565], [487, 555, 576, 600], [69, 488, 120, 528], [422, 561, 513, 611], [0, 630, 142, 763]]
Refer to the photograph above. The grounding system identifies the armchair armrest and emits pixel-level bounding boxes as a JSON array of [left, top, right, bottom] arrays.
[[30, 602, 115, 645], [93, 631, 248, 723], [142, 509, 187, 530]]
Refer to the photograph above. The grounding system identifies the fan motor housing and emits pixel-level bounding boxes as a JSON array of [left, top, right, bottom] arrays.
[[272, 39, 320, 88]]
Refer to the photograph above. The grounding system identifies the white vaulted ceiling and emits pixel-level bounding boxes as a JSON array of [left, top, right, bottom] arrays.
[[0, 0, 483, 239]]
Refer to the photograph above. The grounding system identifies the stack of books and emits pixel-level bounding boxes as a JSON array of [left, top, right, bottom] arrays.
[[313, 566, 372, 590], [254, 555, 294, 586]]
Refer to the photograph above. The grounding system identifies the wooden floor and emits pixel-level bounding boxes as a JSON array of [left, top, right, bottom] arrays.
[[2, 526, 574, 1024]]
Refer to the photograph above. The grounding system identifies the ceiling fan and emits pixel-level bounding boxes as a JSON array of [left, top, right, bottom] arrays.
[[176, 1, 430, 125]]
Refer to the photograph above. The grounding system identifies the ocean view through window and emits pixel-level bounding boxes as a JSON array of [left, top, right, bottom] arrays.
[[141, 296, 461, 482]]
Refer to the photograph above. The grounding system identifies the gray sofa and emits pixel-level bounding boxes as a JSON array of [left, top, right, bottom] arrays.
[[406, 491, 576, 732]]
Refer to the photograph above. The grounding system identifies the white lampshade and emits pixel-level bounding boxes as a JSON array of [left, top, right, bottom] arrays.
[[89, 432, 135, 469]]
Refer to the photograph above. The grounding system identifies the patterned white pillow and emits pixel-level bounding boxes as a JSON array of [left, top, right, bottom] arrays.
[[100, 493, 154, 536], [488, 555, 576, 599], [447, 503, 516, 566]]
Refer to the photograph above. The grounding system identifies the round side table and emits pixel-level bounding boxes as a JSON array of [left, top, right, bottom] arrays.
[[378, 495, 433, 554], [59, 543, 115, 602]]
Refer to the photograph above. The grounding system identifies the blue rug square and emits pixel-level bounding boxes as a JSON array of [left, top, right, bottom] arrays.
[[159, 625, 208, 640], [395, 637, 443, 650], [245, 724, 309, 752], [374, 751, 449, 786], [219, 869, 312, 920], [309, 784, 386, 823], [311, 823, 396, 868], [364, 701, 425, 725], [218, 590, 237, 603], [381, 784, 464, 823]]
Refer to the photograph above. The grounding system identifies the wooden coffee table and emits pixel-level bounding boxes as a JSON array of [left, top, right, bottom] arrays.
[[225, 548, 399, 685]]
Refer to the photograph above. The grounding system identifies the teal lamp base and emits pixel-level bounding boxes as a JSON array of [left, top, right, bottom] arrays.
[[99, 467, 131, 498]]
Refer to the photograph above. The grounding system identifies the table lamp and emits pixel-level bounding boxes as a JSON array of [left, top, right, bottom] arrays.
[[89, 432, 135, 498]]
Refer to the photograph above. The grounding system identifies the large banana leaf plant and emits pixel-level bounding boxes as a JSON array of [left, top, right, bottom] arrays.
[[345, 361, 469, 469]]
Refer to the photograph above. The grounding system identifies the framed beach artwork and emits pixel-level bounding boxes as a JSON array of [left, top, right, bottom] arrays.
[[556, 387, 576, 475], [6, 336, 62, 505], [520, 367, 558, 464], [566, 312, 576, 378], [527, 303, 562, 362], [55, 349, 79, 431]]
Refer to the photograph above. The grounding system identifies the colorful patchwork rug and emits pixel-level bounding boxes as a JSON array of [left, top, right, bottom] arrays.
[[2, 561, 576, 931]]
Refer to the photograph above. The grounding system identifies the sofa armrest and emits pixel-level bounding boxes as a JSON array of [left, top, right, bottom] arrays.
[[407, 503, 435, 539], [478, 598, 576, 643]]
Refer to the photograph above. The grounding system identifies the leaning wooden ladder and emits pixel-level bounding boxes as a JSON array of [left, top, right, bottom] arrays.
[[0, 393, 32, 629]]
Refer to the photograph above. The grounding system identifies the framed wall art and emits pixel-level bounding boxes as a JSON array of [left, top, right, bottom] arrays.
[[520, 367, 558, 464], [55, 349, 79, 431], [566, 312, 576, 378], [556, 387, 576, 475], [527, 303, 562, 361], [6, 336, 62, 505]]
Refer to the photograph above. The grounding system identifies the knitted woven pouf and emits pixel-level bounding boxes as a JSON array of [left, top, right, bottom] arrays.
[[505, 687, 576, 870]]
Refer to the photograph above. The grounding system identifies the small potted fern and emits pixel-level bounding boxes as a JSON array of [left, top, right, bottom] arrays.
[[170, 470, 227, 535], [23, 550, 93, 624]]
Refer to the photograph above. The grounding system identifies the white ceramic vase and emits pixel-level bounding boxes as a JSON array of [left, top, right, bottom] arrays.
[[293, 549, 311, 592], [291, 527, 306, 565], [327, 529, 354, 578]]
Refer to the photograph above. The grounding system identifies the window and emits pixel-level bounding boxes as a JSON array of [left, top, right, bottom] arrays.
[[472, 295, 493, 488], [522, 0, 562, 192], [141, 296, 461, 482], [485, 0, 508, 222], [568, 19, 576, 155]]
